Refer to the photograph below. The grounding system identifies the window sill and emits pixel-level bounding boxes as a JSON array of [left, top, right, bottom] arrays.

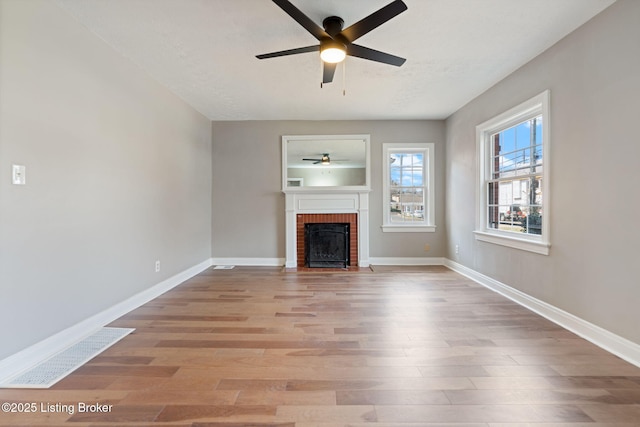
[[382, 225, 436, 233], [474, 231, 549, 255]]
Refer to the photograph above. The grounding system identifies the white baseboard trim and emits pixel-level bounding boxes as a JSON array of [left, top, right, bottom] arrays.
[[369, 257, 446, 266], [211, 257, 285, 267], [444, 259, 640, 368], [0, 258, 213, 385]]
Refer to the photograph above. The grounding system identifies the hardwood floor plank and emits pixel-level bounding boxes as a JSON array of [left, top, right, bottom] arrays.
[[87, 355, 154, 365], [67, 404, 164, 422], [578, 403, 640, 422], [487, 424, 638, 427], [374, 404, 594, 423], [336, 389, 450, 405], [191, 423, 294, 427], [155, 339, 360, 349], [444, 388, 626, 404], [275, 405, 377, 423], [235, 390, 336, 406], [72, 365, 179, 377], [46, 375, 117, 390], [155, 404, 277, 422]]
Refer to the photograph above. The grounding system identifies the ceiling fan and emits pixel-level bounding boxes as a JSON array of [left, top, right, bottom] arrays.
[[256, 0, 408, 84], [302, 153, 346, 165]]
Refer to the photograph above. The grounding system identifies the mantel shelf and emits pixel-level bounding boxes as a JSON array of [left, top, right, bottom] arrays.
[[282, 186, 371, 194]]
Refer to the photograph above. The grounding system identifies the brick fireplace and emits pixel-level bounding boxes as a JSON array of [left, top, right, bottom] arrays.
[[296, 213, 358, 268], [283, 191, 370, 268]]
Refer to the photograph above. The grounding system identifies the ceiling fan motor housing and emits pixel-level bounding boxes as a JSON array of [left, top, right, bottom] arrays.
[[322, 16, 344, 36]]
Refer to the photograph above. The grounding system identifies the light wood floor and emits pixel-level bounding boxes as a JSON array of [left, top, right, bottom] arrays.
[[1, 265, 640, 426]]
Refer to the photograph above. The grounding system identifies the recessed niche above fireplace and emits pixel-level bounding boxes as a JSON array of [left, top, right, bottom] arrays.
[[282, 134, 370, 191]]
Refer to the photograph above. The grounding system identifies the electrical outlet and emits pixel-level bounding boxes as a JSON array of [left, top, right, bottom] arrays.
[[12, 164, 26, 185], [155, 260, 161, 272], [423, 244, 430, 252], [455, 245, 459, 255]]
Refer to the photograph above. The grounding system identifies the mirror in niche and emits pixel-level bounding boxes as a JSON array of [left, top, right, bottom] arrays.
[[282, 134, 370, 190]]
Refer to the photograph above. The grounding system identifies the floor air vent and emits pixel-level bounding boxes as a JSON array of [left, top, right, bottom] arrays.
[[4, 327, 134, 388]]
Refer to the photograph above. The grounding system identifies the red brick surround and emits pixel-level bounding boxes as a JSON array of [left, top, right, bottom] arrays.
[[296, 213, 358, 267]]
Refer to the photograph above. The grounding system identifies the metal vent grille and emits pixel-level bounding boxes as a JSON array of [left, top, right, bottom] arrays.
[[4, 327, 134, 388]]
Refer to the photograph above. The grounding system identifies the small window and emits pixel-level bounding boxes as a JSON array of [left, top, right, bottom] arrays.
[[382, 143, 435, 232], [475, 90, 550, 255]]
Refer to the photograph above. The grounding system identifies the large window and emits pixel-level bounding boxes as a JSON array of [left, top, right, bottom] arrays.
[[382, 143, 435, 232], [475, 91, 550, 254]]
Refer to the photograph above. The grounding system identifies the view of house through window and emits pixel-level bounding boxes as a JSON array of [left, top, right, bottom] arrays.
[[487, 116, 543, 235], [389, 152, 425, 223], [382, 143, 435, 232]]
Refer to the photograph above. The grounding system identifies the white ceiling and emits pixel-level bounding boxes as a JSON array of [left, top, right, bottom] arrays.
[[55, 0, 615, 121]]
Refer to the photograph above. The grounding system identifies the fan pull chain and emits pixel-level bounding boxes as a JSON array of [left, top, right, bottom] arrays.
[[342, 60, 346, 96]]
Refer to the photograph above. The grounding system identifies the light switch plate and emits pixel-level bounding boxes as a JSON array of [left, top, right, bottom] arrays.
[[12, 164, 26, 185]]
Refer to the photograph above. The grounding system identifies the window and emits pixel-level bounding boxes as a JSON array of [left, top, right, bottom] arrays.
[[475, 90, 550, 255], [382, 143, 435, 232]]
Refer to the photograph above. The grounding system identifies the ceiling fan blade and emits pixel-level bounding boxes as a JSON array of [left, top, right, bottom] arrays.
[[347, 44, 406, 66], [323, 62, 337, 84], [272, 0, 330, 41], [302, 158, 322, 161], [339, 0, 407, 43], [256, 45, 319, 59]]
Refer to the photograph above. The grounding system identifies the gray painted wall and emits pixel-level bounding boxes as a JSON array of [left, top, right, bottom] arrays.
[[0, 0, 212, 359], [211, 120, 446, 259], [445, 0, 640, 344]]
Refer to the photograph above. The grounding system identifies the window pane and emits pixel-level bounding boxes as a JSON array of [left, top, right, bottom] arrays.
[[501, 127, 515, 153], [492, 115, 543, 181], [488, 205, 500, 230], [525, 204, 543, 235], [488, 175, 543, 236], [390, 168, 399, 186], [515, 121, 532, 150], [388, 151, 427, 223], [408, 168, 423, 186], [390, 188, 400, 223], [389, 187, 424, 223]]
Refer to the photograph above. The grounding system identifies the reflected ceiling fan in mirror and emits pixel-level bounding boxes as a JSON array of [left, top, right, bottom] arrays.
[[302, 153, 348, 165], [256, 0, 407, 85]]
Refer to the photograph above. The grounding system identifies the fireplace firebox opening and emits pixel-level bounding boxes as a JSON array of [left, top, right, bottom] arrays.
[[304, 223, 350, 268]]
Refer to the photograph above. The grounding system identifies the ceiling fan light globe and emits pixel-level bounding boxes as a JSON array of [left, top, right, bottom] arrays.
[[320, 39, 346, 63]]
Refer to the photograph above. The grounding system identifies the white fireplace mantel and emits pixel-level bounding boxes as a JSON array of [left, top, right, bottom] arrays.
[[284, 189, 370, 268]]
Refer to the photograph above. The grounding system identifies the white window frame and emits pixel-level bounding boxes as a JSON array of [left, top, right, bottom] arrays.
[[475, 90, 550, 255], [382, 143, 435, 233]]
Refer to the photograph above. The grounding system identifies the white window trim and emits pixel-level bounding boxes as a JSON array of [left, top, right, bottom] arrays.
[[475, 90, 550, 255], [382, 143, 436, 233]]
